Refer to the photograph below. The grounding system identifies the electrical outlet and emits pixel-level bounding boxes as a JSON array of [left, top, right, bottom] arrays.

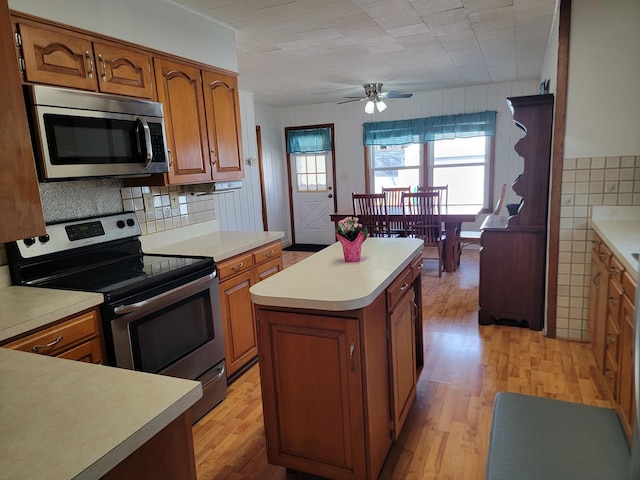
[[143, 193, 154, 211]]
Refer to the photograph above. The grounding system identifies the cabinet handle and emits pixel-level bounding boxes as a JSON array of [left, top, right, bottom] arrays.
[[263, 249, 274, 258], [349, 342, 355, 371], [167, 149, 173, 168], [609, 267, 620, 275], [98, 54, 106, 81], [211, 150, 217, 166], [231, 262, 244, 271], [592, 270, 601, 289], [604, 368, 615, 379], [85, 51, 94, 79], [599, 253, 608, 262], [399, 282, 409, 292], [607, 334, 617, 344], [31, 335, 63, 352], [609, 296, 619, 306]]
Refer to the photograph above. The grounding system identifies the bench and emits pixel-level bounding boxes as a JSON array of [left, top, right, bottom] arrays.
[[486, 392, 637, 480]]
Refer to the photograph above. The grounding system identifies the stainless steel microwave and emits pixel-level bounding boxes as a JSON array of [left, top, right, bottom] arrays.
[[25, 85, 169, 180]]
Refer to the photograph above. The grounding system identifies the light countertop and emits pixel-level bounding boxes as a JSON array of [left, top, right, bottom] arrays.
[[250, 237, 424, 311], [0, 266, 103, 343], [0, 348, 202, 480], [141, 221, 284, 261], [591, 206, 640, 280]]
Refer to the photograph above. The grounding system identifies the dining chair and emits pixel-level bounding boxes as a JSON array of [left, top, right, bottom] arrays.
[[455, 183, 507, 263], [382, 187, 411, 235], [352, 193, 390, 237], [417, 185, 448, 207], [402, 191, 444, 277]]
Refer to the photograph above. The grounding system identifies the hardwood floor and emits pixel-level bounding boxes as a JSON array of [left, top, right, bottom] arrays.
[[193, 249, 611, 479]]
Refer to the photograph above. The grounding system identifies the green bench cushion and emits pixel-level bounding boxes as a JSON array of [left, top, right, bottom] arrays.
[[486, 392, 631, 480]]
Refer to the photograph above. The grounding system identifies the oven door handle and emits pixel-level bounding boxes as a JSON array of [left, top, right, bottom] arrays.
[[113, 272, 215, 315]]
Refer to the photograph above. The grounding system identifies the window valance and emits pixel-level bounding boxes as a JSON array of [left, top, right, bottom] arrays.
[[363, 111, 496, 146], [286, 127, 332, 153]]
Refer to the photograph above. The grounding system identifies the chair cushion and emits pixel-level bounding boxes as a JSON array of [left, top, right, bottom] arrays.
[[486, 392, 631, 480]]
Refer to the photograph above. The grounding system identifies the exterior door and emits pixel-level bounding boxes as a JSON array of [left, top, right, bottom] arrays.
[[290, 152, 335, 245]]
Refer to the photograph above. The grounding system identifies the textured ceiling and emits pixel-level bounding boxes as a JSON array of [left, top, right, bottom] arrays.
[[171, 0, 557, 106]]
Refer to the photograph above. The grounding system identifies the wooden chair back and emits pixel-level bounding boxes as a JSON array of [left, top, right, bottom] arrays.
[[418, 185, 448, 207], [493, 183, 507, 215], [382, 187, 411, 234], [352, 193, 390, 237], [402, 191, 444, 276]]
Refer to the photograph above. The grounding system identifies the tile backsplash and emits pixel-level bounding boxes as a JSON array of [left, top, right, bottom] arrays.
[[120, 185, 216, 235], [555, 154, 640, 340]]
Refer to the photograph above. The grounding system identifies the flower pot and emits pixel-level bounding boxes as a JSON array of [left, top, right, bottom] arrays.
[[336, 231, 365, 262]]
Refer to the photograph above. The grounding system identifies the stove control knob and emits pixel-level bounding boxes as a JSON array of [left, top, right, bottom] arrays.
[[23, 237, 36, 246], [126, 218, 135, 227], [38, 234, 50, 243], [117, 220, 126, 229]]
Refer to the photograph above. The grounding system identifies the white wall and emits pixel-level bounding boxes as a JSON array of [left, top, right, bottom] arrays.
[[9, 0, 237, 72], [256, 80, 539, 244], [539, 2, 560, 95], [564, 0, 640, 158]]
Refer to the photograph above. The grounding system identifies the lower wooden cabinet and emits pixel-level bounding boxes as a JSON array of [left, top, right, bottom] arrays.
[[588, 233, 636, 442], [218, 240, 282, 381], [255, 255, 422, 479], [2, 308, 105, 364]]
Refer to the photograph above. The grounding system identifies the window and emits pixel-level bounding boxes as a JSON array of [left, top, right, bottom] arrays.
[[368, 136, 492, 207], [369, 144, 422, 192], [295, 154, 328, 192]]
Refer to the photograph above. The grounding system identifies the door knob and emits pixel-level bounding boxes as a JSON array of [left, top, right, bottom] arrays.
[[328, 194, 333, 198]]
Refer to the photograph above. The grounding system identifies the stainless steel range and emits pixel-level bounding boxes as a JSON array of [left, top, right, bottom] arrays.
[[6, 211, 226, 422]]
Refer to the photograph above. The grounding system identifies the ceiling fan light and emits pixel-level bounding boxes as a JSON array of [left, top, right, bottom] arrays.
[[364, 100, 375, 114], [376, 100, 387, 112]]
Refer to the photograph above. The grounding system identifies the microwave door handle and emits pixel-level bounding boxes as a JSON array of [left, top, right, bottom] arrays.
[[137, 117, 153, 167]]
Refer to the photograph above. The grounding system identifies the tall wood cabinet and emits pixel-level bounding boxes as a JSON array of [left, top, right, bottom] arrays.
[[0, 0, 45, 243], [479, 94, 554, 331]]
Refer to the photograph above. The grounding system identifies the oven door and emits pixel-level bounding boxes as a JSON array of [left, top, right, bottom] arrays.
[[107, 272, 224, 381]]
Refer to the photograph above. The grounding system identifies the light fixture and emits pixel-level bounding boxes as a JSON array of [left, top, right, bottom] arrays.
[[376, 100, 387, 112], [364, 100, 375, 114]]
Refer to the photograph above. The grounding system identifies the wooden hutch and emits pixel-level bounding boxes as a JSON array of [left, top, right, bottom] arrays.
[[479, 94, 554, 331]]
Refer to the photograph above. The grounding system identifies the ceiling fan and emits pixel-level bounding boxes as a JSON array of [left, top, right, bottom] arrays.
[[338, 83, 413, 114]]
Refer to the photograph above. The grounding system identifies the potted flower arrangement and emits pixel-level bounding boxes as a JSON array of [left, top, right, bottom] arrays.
[[335, 216, 368, 262]]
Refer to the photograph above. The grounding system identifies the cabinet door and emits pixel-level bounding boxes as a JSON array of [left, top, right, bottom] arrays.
[[17, 22, 97, 90], [0, 1, 45, 243], [256, 309, 366, 479], [202, 70, 244, 181], [254, 256, 283, 283], [388, 289, 416, 440], [219, 270, 257, 378], [588, 249, 610, 370], [618, 295, 635, 439], [154, 57, 211, 184], [93, 41, 153, 98]]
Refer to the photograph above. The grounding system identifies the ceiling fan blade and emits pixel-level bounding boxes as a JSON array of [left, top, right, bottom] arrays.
[[381, 91, 413, 99], [337, 98, 365, 104]]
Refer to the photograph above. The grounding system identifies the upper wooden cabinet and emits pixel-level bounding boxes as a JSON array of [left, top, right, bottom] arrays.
[[202, 70, 244, 181], [154, 57, 212, 184], [0, 0, 45, 243], [151, 59, 245, 185], [14, 18, 154, 99]]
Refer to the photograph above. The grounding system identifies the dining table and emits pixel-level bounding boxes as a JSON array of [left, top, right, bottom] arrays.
[[330, 204, 484, 273]]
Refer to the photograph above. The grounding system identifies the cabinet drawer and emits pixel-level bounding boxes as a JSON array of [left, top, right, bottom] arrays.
[[608, 256, 624, 284], [254, 256, 283, 283], [217, 253, 253, 281], [410, 255, 423, 280], [253, 242, 282, 265], [387, 266, 413, 311], [591, 232, 601, 252], [4, 310, 99, 356], [622, 270, 636, 302]]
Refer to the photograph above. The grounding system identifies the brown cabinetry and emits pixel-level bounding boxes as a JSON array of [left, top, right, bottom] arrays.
[[0, 0, 45, 243], [255, 254, 422, 479], [3, 308, 105, 364], [479, 94, 554, 331], [587, 234, 636, 442], [14, 18, 154, 98], [151, 59, 245, 185], [218, 241, 282, 380]]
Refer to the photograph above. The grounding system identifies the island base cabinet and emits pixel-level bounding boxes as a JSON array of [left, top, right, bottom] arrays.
[[257, 309, 367, 480]]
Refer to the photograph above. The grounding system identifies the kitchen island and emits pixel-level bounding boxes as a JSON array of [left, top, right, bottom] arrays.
[[250, 238, 424, 480]]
